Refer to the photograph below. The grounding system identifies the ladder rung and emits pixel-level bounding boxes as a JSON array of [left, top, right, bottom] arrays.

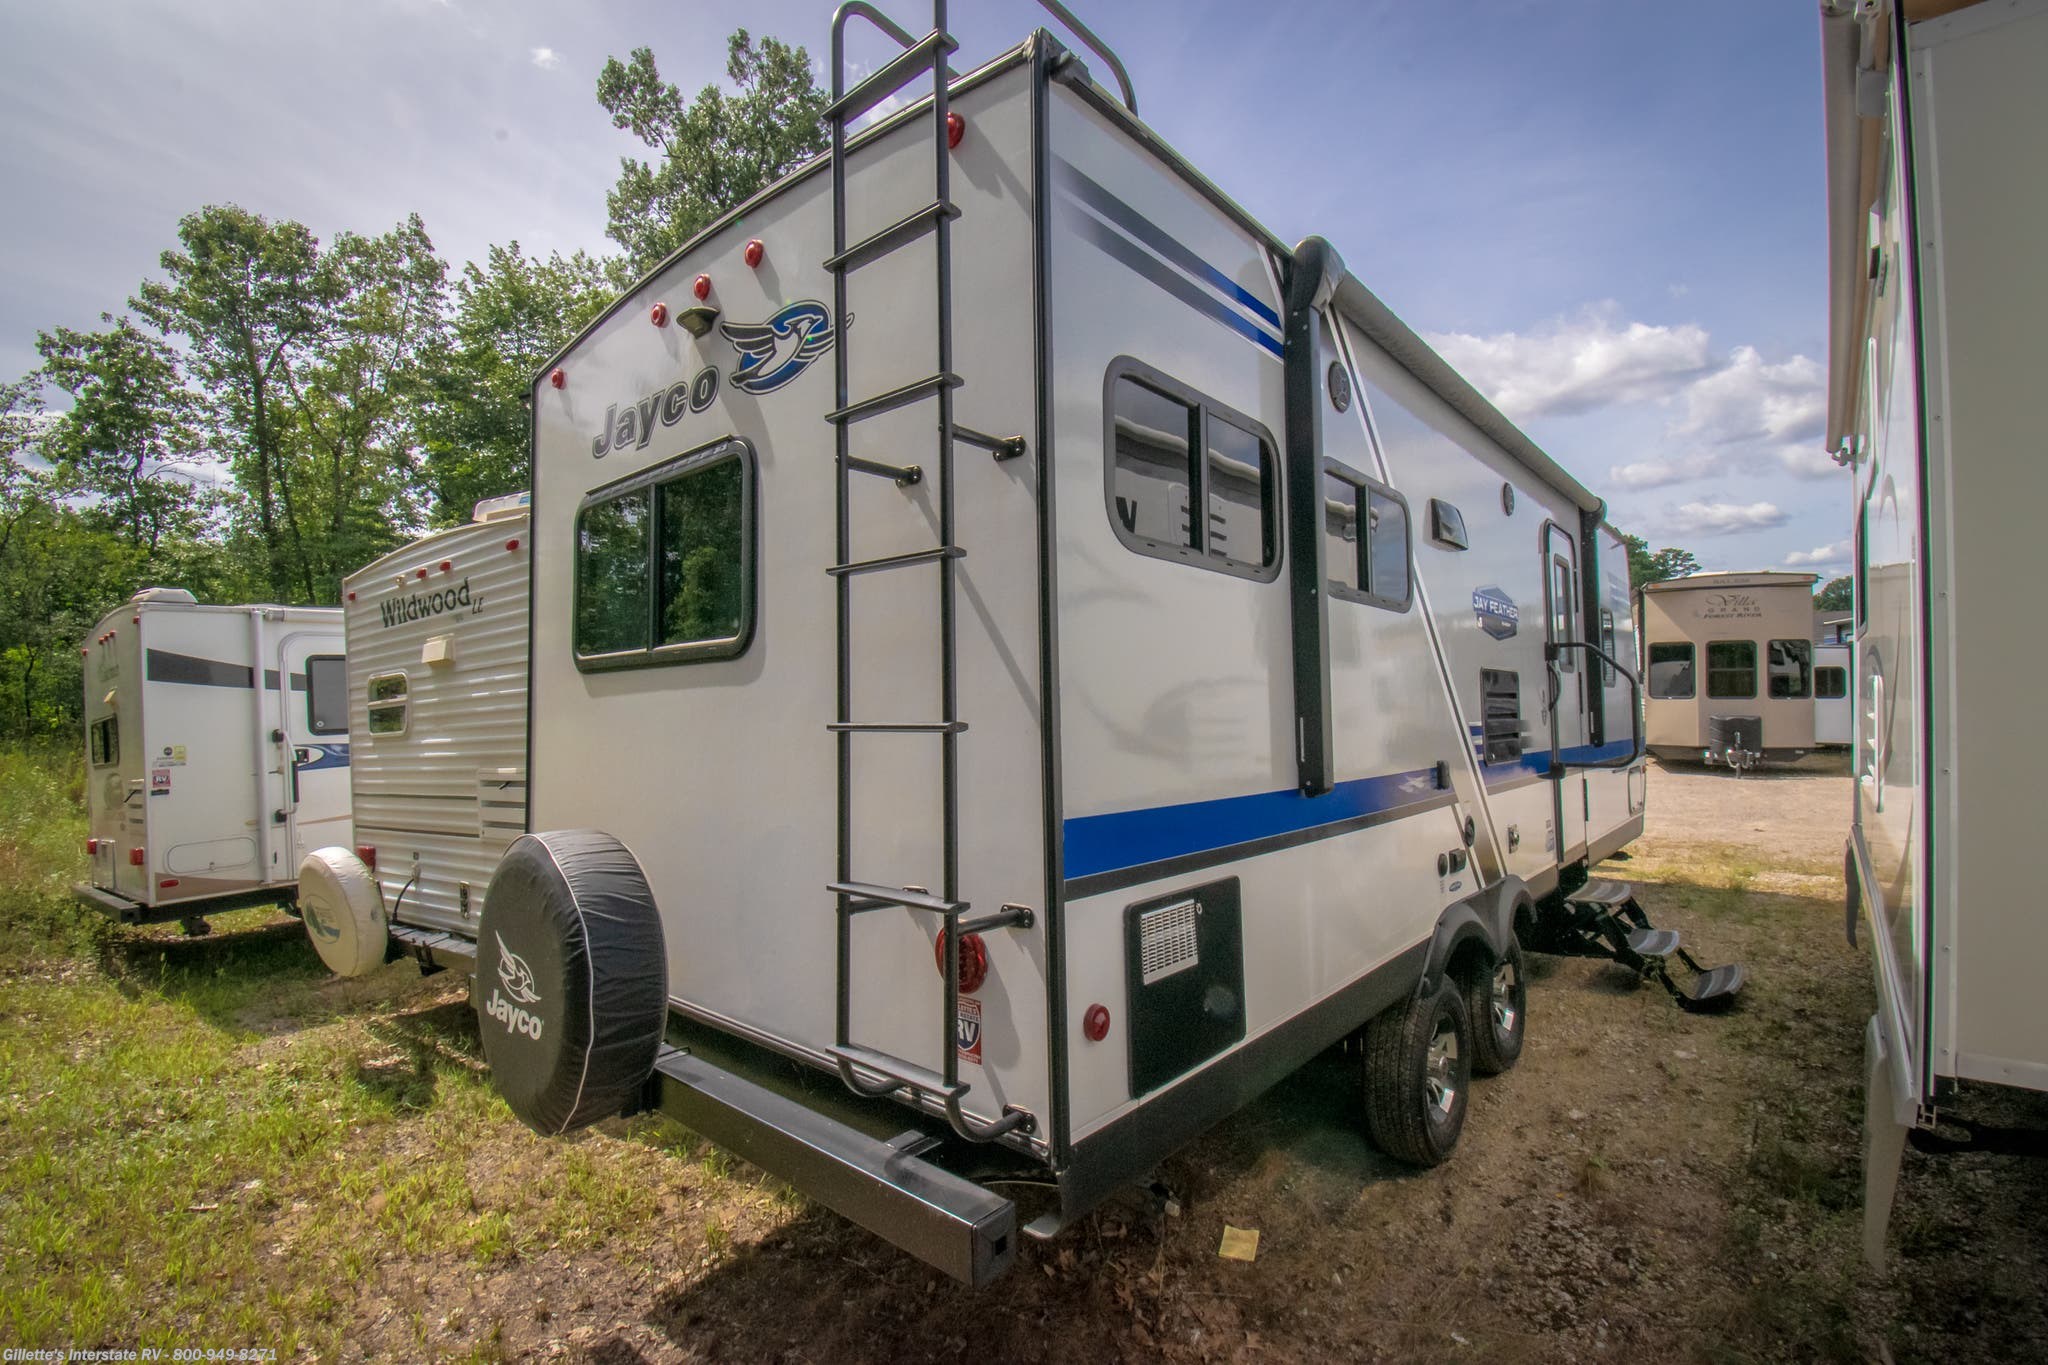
[[829, 1043, 967, 1101], [953, 425, 1028, 460], [830, 881, 968, 916], [845, 455, 921, 486], [827, 30, 959, 124], [827, 201, 960, 274], [828, 373, 962, 426], [826, 545, 964, 577], [828, 721, 968, 734]]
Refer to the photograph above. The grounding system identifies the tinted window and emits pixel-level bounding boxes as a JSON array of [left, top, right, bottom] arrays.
[[1648, 643, 1695, 699], [1110, 376, 1196, 549], [1365, 489, 1410, 607], [90, 716, 119, 767], [1707, 640, 1757, 698], [1815, 666, 1848, 700], [366, 673, 408, 735], [1324, 464, 1410, 612], [576, 490, 652, 656], [1767, 639, 1812, 699], [1599, 609, 1617, 688], [306, 655, 346, 735], [1204, 413, 1276, 572], [660, 460, 745, 646], [1322, 470, 1361, 593], [1550, 557, 1575, 672]]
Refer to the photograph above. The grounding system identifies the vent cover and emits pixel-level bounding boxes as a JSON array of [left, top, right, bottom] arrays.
[[1138, 899, 1200, 985]]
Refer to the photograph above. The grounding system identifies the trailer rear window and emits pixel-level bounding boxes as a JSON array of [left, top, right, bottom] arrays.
[[1322, 461, 1412, 612], [306, 655, 346, 735], [575, 439, 755, 670], [1647, 643, 1695, 699], [366, 672, 408, 735], [1815, 665, 1848, 700], [90, 716, 119, 767], [1767, 639, 1812, 699], [1706, 641, 1757, 698], [1106, 360, 1278, 581], [1481, 669, 1522, 764]]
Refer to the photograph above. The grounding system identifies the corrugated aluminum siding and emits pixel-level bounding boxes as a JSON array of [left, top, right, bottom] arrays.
[[342, 514, 529, 934]]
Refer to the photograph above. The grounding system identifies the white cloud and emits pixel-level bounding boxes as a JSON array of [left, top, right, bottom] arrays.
[[1427, 303, 1713, 420], [1671, 500, 1786, 535], [1610, 452, 1725, 490], [529, 47, 560, 70], [1785, 540, 1850, 567]]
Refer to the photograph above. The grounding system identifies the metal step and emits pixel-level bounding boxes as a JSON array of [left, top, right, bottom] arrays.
[[827, 721, 969, 734], [953, 425, 1028, 460], [827, 372, 963, 426], [1570, 879, 1634, 908], [1626, 927, 1681, 957], [829, 1042, 968, 1102], [825, 30, 958, 124], [826, 545, 964, 578], [1674, 962, 1745, 1013], [826, 200, 960, 274], [829, 880, 968, 916]]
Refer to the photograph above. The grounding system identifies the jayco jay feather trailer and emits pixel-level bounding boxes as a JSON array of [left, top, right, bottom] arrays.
[[74, 588, 351, 932], [298, 496, 530, 978], [316, 2, 1742, 1284], [1820, 0, 2048, 1267], [1637, 571, 1821, 770]]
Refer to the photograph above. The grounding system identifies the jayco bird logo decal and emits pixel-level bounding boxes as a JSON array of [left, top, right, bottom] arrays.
[[720, 300, 843, 395], [495, 933, 540, 1004], [486, 933, 546, 1040]]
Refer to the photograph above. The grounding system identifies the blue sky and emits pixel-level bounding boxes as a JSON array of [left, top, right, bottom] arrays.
[[0, 0, 1847, 579]]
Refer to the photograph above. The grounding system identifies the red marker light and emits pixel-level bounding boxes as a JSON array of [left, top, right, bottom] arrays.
[[132, 616, 140, 625], [946, 111, 965, 149], [86, 838, 99, 855], [693, 274, 711, 301], [355, 845, 378, 871], [158, 878, 180, 890], [1083, 1004, 1111, 1042], [549, 368, 566, 389], [81, 648, 89, 657], [506, 538, 520, 552], [416, 568, 428, 580], [128, 847, 145, 867], [934, 930, 989, 994], [346, 591, 357, 602], [650, 302, 669, 327], [439, 560, 453, 573], [744, 239, 764, 268]]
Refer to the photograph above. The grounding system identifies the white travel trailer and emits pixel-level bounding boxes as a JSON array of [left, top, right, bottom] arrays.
[[74, 588, 351, 931], [1813, 642, 1850, 748], [1821, 0, 2048, 1264], [1637, 571, 1822, 770], [298, 496, 531, 978], [394, 2, 1741, 1286]]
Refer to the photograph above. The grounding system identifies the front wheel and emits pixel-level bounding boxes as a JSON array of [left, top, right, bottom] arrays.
[[1361, 977, 1472, 1167], [1466, 938, 1527, 1076]]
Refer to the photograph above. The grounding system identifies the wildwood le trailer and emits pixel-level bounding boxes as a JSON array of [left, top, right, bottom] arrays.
[[1821, 0, 2048, 1266], [398, 3, 1745, 1284], [74, 588, 351, 933], [1637, 570, 1822, 771], [298, 495, 530, 979]]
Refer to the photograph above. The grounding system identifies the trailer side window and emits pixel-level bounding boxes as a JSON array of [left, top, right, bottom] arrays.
[[1599, 609, 1617, 687], [574, 438, 756, 670], [90, 716, 119, 767], [1647, 643, 1694, 699], [1105, 359, 1278, 581], [367, 673, 408, 735], [1480, 669, 1522, 764], [1767, 639, 1812, 699], [305, 655, 346, 735], [1706, 641, 1757, 698], [1322, 461, 1411, 612], [1815, 665, 1848, 700]]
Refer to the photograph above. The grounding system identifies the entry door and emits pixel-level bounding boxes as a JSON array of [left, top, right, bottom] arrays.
[[278, 636, 353, 870], [1543, 524, 1589, 862]]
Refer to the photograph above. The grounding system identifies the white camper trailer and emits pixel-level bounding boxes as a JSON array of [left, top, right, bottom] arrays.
[[387, 3, 1743, 1286], [1820, 0, 2048, 1264], [1814, 642, 1850, 748], [74, 589, 351, 931], [1637, 571, 1822, 770], [297, 496, 531, 979]]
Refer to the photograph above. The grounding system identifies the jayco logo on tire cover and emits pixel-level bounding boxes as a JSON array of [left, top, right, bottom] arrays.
[[486, 932, 545, 1039]]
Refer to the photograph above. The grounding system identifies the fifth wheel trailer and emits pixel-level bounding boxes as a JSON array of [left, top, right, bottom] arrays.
[[1637, 571, 1821, 769], [466, 2, 1740, 1285], [1820, 0, 2048, 1265], [74, 588, 351, 930], [298, 495, 530, 978]]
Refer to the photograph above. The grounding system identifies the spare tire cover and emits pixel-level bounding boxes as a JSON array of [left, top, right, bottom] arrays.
[[298, 846, 387, 978], [477, 830, 668, 1135]]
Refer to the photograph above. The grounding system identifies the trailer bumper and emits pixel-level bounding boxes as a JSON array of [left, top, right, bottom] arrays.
[[72, 880, 295, 926], [73, 881, 151, 924], [646, 1043, 1017, 1286]]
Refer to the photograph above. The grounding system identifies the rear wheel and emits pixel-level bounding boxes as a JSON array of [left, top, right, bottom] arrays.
[[1362, 977, 1472, 1167], [1466, 938, 1527, 1076]]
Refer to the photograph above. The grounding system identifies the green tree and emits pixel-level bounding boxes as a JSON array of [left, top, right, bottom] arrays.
[[34, 314, 205, 556], [1815, 575, 1852, 612], [1621, 533, 1701, 589], [597, 32, 830, 275], [419, 242, 612, 523]]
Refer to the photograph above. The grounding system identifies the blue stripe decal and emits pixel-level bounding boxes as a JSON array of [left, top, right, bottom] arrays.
[[1066, 208, 1285, 359], [1056, 159, 1283, 329], [1064, 768, 1446, 884], [297, 743, 351, 772]]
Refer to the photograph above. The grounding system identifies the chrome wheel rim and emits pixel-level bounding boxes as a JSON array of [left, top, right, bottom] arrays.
[[1425, 1015, 1460, 1120], [1491, 959, 1520, 1037]]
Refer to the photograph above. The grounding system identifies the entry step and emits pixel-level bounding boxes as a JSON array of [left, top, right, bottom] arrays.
[[1626, 928, 1681, 957]]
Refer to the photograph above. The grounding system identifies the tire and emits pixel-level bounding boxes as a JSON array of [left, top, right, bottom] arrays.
[[1362, 977, 1472, 1167], [1466, 937, 1527, 1077], [297, 846, 387, 977]]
